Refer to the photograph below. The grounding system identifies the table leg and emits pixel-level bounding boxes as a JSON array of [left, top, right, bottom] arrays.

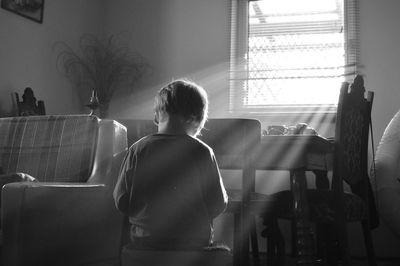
[[314, 170, 330, 189], [233, 212, 250, 266], [233, 213, 241, 266], [290, 169, 316, 265]]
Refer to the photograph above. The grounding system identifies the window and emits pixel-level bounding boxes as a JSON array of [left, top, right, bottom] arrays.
[[229, 0, 359, 114]]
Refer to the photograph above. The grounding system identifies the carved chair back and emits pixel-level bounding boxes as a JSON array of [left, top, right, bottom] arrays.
[[15, 87, 46, 116], [333, 75, 374, 190]]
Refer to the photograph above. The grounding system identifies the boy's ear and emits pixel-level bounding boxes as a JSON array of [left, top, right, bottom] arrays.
[[153, 112, 159, 125], [155, 110, 168, 124], [153, 113, 158, 126], [184, 117, 194, 124]]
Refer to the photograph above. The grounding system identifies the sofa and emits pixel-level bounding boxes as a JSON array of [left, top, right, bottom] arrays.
[[0, 115, 127, 266]]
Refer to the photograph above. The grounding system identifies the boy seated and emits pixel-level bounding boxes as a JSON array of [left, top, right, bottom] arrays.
[[114, 79, 228, 250]]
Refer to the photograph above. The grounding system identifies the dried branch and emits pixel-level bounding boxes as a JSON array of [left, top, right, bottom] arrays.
[[54, 33, 151, 105]]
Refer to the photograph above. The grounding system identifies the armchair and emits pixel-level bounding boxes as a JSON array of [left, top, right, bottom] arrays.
[[0, 115, 127, 266]]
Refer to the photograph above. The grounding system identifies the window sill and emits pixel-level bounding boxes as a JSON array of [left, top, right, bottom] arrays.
[[230, 105, 336, 118], [226, 106, 337, 135]]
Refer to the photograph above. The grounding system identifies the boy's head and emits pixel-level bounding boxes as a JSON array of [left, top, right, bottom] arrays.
[[154, 79, 208, 137]]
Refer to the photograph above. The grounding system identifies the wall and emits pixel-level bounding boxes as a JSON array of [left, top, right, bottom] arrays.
[[0, 0, 105, 116], [360, 0, 400, 145], [104, 0, 231, 119], [357, 0, 400, 257]]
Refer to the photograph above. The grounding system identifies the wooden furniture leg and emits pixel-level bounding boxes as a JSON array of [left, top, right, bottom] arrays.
[[313, 170, 331, 264], [250, 218, 260, 266], [290, 169, 316, 266]]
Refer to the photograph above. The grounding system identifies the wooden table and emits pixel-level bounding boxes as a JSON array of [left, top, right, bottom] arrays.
[[228, 135, 333, 266]]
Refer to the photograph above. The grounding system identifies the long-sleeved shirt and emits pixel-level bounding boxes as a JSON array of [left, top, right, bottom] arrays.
[[113, 133, 228, 248]]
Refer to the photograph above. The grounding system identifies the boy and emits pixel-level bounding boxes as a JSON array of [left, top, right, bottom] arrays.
[[114, 79, 228, 250]]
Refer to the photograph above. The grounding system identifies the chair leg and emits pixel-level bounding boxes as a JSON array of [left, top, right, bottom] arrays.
[[233, 213, 241, 266], [250, 217, 260, 266], [361, 220, 377, 266], [291, 220, 297, 257], [317, 224, 340, 266], [336, 221, 350, 266], [263, 218, 285, 266], [315, 223, 327, 263], [274, 222, 285, 266]]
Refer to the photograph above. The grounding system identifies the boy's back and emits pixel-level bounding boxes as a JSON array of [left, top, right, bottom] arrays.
[[114, 133, 227, 249], [114, 79, 228, 250]]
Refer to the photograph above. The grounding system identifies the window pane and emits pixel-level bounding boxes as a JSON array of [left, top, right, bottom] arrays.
[[245, 0, 345, 107]]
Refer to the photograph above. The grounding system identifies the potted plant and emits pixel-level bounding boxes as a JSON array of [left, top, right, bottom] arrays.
[[55, 33, 150, 117]]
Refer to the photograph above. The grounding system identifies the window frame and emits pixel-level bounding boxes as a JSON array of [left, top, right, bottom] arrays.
[[229, 0, 360, 116]]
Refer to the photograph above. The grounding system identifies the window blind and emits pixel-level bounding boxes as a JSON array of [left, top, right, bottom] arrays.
[[229, 0, 360, 113]]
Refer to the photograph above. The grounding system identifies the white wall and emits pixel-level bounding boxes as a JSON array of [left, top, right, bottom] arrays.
[[357, 0, 400, 257], [104, 0, 231, 119], [0, 0, 105, 116], [360, 0, 400, 144]]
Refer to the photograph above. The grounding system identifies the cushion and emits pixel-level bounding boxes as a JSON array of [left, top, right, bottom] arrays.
[[121, 244, 232, 266], [0, 172, 37, 227], [268, 190, 367, 223], [227, 189, 278, 215], [0, 116, 99, 182], [0, 172, 37, 201]]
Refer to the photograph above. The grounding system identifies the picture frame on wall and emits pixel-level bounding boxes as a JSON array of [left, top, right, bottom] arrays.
[[1, 0, 44, 24]]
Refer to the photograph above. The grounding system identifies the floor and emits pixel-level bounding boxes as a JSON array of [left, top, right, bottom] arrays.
[[97, 252, 400, 266], [252, 253, 400, 266]]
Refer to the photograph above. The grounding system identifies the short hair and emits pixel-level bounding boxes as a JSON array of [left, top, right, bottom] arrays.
[[154, 79, 208, 134]]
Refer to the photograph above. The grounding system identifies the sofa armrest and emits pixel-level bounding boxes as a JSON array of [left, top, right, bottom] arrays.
[[2, 182, 124, 266], [88, 119, 128, 189]]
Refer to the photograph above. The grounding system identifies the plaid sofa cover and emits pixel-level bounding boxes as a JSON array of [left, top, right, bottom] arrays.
[[0, 115, 99, 183]]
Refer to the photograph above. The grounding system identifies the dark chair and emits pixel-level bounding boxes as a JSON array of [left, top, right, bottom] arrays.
[[121, 246, 232, 266], [116, 119, 233, 266], [117, 118, 274, 266], [15, 87, 46, 116], [263, 75, 378, 266], [199, 118, 276, 266], [0, 115, 127, 266], [116, 119, 157, 146]]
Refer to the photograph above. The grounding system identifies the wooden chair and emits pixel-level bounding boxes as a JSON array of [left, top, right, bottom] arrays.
[[116, 119, 157, 146], [199, 118, 277, 266], [116, 119, 233, 266], [117, 118, 275, 266], [262, 75, 378, 266], [15, 87, 46, 116], [121, 246, 232, 266]]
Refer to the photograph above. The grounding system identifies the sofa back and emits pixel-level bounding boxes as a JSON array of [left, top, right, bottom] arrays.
[[0, 115, 99, 182]]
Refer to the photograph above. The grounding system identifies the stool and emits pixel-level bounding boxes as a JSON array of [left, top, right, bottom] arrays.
[[121, 246, 232, 266]]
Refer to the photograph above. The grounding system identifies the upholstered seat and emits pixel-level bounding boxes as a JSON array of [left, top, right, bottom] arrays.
[[0, 115, 127, 266], [121, 246, 232, 266], [117, 118, 270, 266], [264, 190, 366, 223]]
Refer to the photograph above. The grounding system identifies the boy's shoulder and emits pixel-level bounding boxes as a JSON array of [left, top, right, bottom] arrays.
[[132, 134, 214, 154], [193, 136, 213, 152]]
